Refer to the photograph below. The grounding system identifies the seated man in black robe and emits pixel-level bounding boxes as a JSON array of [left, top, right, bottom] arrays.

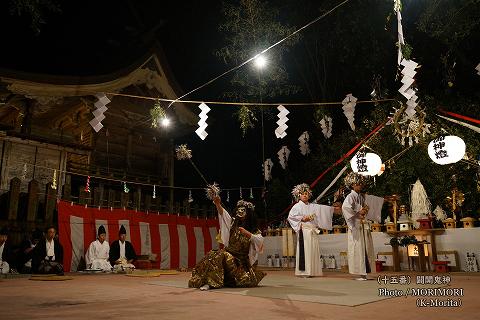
[[18, 229, 43, 273], [0, 226, 14, 274], [32, 226, 64, 275], [109, 225, 136, 273]]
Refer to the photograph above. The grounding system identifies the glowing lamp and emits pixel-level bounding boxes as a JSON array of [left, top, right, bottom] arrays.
[[427, 136, 465, 165], [408, 244, 429, 257], [350, 152, 382, 176], [253, 54, 267, 69], [161, 117, 170, 127]]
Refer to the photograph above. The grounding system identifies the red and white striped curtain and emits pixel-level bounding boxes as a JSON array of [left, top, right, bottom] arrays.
[[58, 201, 219, 272]]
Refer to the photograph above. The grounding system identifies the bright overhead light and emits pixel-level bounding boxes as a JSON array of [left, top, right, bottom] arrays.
[[254, 54, 267, 69], [161, 117, 170, 127]]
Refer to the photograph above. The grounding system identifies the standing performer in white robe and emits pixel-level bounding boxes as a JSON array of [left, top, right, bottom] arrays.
[[288, 183, 341, 277], [342, 172, 384, 280], [85, 225, 111, 272]]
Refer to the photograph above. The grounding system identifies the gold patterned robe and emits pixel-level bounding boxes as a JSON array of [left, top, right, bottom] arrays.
[[189, 217, 265, 289]]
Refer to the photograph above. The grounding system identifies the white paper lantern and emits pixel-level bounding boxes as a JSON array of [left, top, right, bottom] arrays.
[[427, 136, 465, 165], [350, 152, 382, 176]]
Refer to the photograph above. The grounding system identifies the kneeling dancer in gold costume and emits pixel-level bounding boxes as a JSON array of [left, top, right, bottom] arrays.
[[189, 195, 265, 290]]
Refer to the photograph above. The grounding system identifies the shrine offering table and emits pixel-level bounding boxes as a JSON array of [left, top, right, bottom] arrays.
[[387, 229, 444, 272], [259, 228, 480, 271]]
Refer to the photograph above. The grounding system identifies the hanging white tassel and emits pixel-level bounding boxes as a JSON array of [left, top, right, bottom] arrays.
[[226, 190, 230, 202], [188, 190, 193, 203], [249, 188, 254, 199], [239, 187, 243, 199], [123, 181, 129, 193], [153, 185, 156, 199]]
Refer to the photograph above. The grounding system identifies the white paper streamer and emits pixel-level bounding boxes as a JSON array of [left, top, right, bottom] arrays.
[[89, 93, 110, 132], [319, 116, 333, 138], [342, 94, 357, 131], [398, 58, 419, 101], [277, 146, 290, 169], [263, 158, 274, 181], [275, 105, 289, 139], [195, 103, 210, 140], [394, 0, 404, 65], [298, 131, 310, 155]]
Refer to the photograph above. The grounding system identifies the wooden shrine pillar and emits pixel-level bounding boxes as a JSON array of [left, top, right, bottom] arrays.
[[27, 179, 40, 222], [8, 177, 21, 220]]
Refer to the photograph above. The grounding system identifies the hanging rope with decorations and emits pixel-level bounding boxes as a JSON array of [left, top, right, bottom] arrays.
[[51, 169, 57, 190], [21, 163, 28, 180], [390, 102, 431, 146], [388, 0, 431, 147], [85, 176, 91, 193]]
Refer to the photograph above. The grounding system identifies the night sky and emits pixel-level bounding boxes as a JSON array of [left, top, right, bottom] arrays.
[[0, 0, 478, 200]]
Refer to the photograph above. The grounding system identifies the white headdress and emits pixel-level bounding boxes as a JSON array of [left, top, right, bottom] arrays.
[[291, 183, 312, 201]]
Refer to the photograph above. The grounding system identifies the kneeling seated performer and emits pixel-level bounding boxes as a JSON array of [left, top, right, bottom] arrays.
[[189, 195, 265, 291], [109, 225, 136, 273], [32, 226, 64, 275], [85, 225, 112, 272]]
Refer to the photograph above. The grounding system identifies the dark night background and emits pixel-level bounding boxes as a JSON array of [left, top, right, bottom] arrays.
[[0, 0, 479, 219]]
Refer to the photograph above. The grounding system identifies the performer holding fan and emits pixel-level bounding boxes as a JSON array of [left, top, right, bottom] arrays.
[[288, 184, 341, 278], [342, 172, 384, 280]]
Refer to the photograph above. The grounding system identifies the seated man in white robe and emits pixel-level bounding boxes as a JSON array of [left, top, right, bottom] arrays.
[[85, 225, 111, 272], [288, 183, 342, 277], [109, 225, 136, 273], [342, 172, 384, 280]]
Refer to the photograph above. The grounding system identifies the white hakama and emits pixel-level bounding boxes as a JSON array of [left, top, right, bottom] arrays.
[[85, 239, 111, 272], [288, 201, 334, 277], [342, 191, 384, 276]]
